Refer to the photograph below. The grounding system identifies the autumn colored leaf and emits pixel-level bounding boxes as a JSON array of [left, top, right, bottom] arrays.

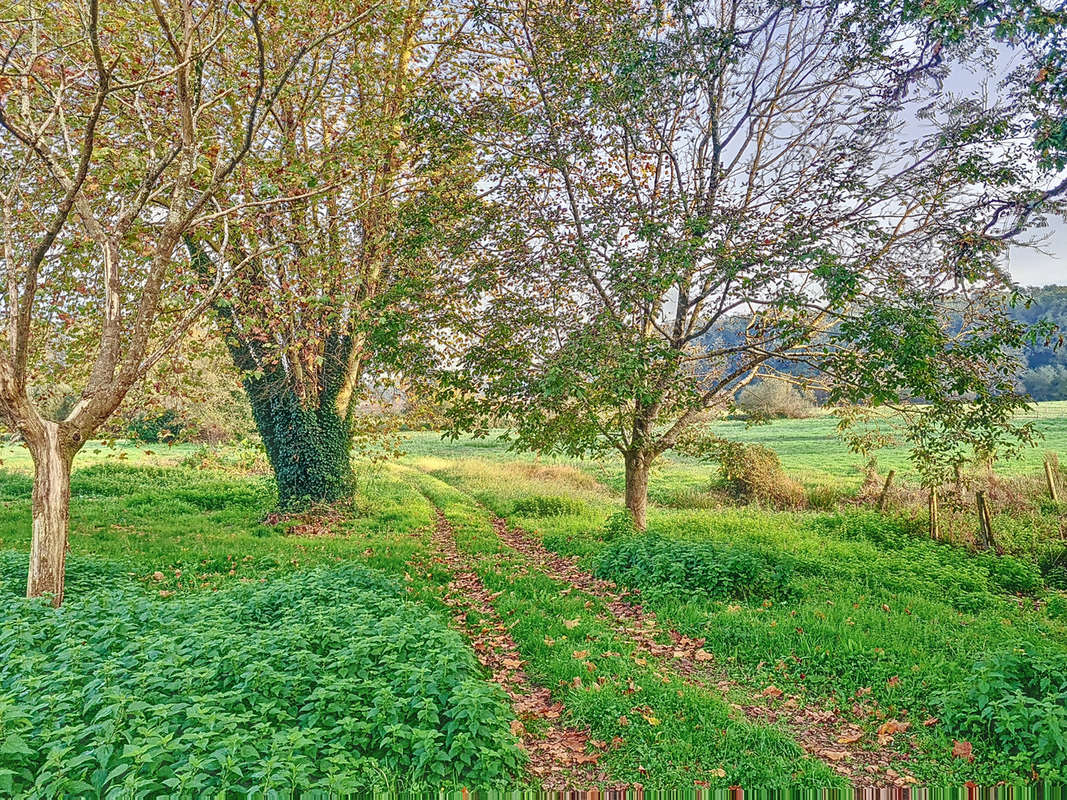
[[952, 740, 975, 762]]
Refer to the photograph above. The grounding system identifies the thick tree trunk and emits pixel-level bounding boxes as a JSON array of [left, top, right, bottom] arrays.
[[248, 382, 354, 509], [624, 450, 651, 531], [26, 422, 75, 606]]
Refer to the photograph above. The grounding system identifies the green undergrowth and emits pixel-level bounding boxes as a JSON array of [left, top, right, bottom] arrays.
[[398, 464, 841, 789], [595, 535, 798, 603], [415, 453, 1067, 785], [0, 565, 523, 797]]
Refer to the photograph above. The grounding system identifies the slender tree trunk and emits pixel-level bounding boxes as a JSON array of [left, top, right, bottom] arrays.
[[25, 421, 75, 606], [624, 450, 651, 531]]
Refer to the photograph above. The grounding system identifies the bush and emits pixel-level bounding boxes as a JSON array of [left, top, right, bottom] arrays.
[[601, 509, 636, 541], [735, 379, 816, 420], [595, 534, 797, 603], [715, 441, 806, 508], [939, 646, 1067, 777], [1038, 546, 1067, 590], [511, 494, 585, 517], [127, 409, 185, 443], [0, 565, 523, 796]]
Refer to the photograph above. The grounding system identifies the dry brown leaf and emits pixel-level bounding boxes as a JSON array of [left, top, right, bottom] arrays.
[[952, 739, 974, 762]]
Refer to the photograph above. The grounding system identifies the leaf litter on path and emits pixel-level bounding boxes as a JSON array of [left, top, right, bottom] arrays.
[[487, 514, 921, 789], [424, 510, 611, 790]]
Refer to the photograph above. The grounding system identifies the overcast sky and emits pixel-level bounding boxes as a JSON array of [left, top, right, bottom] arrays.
[[1009, 221, 1065, 286]]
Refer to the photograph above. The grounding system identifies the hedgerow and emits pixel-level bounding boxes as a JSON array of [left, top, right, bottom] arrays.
[[594, 534, 797, 603], [0, 564, 523, 796]]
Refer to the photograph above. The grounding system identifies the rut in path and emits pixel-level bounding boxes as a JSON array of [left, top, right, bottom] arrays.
[[424, 510, 615, 791], [487, 515, 921, 789]]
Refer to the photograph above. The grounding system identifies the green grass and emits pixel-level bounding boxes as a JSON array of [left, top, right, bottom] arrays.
[[408, 443, 1067, 785], [2, 402, 1066, 792], [402, 399, 1067, 491]]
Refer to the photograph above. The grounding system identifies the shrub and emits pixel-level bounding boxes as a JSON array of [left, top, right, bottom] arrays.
[[0, 565, 523, 796], [735, 379, 816, 420], [939, 646, 1067, 776], [595, 534, 797, 603], [511, 494, 585, 517], [601, 509, 636, 541], [127, 409, 185, 443], [1039, 546, 1067, 590], [715, 441, 806, 508]]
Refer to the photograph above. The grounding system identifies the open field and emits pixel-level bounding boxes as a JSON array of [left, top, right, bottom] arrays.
[[2, 405, 1066, 794]]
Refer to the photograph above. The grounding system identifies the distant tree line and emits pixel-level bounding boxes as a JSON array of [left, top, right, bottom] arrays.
[[701, 285, 1067, 404]]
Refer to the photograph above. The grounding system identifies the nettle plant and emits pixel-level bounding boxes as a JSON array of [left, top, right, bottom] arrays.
[[445, 0, 1064, 528], [0, 0, 366, 604]]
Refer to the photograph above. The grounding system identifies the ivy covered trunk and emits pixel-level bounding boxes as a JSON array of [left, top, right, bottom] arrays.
[[245, 375, 355, 509], [25, 421, 77, 605], [623, 449, 651, 531]]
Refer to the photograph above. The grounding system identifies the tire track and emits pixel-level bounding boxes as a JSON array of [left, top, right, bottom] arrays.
[[487, 515, 919, 789], [424, 509, 612, 790]]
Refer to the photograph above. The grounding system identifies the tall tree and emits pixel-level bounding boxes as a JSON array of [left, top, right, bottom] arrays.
[[446, 0, 1060, 527], [196, 0, 482, 507], [0, 0, 363, 604]]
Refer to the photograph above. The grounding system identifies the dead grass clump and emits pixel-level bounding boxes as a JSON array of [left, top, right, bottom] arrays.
[[716, 440, 807, 509], [512, 462, 604, 493]]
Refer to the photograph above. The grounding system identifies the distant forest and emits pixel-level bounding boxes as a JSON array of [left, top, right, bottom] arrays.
[[1011, 285, 1067, 402], [703, 285, 1067, 403]]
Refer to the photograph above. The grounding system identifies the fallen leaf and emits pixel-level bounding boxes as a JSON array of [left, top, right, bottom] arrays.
[[952, 740, 974, 762], [544, 636, 555, 646], [923, 716, 939, 727], [887, 675, 900, 688], [760, 685, 784, 699], [572, 650, 589, 659], [694, 649, 714, 662], [837, 730, 864, 744], [708, 768, 727, 778], [643, 714, 661, 726], [820, 750, 849, 762], [563, 618, 580, 630], [152, 571, 165, 581]]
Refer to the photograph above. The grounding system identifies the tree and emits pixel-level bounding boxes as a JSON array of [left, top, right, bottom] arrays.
[[193, 0, 483, 508], [446, 0, 1060, 528], [0, 0, 363, 604]]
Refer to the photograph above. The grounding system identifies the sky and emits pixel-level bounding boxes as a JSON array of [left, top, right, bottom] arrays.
[[1009, 221, 1065, 286]]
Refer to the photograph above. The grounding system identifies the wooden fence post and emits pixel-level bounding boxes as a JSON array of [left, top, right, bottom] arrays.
[[1045, 460, 1059, 503], [929, 489, 940, 541], [976, 490, 996, 550], [877, 470, 895, 512]]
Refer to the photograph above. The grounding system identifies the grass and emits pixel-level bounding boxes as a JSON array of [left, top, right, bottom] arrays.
[[405, 442, 1067, 785], [1, 402, 1066, 791]]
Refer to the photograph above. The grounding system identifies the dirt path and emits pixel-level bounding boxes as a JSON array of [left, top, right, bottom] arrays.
[[424, 510, 613, 790], [488, 516, 919, 788]]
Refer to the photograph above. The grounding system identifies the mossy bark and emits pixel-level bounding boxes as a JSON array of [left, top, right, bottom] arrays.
[[245, 375, 355, 509]]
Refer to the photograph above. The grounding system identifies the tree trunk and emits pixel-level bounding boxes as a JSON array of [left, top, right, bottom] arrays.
[[26, 422, 75, 606], [624, 450, 651, 531], [247, 381, 354, 509]]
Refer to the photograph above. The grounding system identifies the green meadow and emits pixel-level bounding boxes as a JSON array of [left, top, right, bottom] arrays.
[[1, 404, 1066, 795]]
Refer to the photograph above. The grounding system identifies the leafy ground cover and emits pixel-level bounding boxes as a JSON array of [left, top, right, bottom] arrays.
[[1, 406, 1066, 793], [410, 441, 1067, 786]]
